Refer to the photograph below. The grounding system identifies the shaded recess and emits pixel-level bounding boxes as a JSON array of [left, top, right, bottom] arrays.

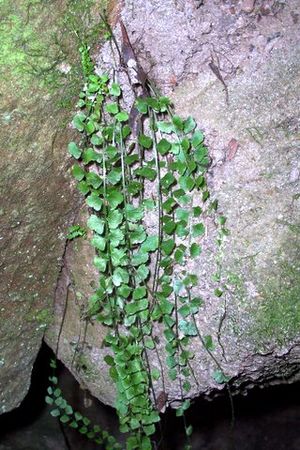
[[0, 344, 300, 450]]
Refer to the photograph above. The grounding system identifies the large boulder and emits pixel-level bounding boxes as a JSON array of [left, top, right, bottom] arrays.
[[0, 0, 105, 413], [45, 0, 300, 409]]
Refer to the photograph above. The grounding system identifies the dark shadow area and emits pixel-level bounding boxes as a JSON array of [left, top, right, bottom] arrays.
[[162, 380, 300, 450], [0, 343, 122, 450], [0, 343, 54, 431], [0, 344, 68, 450], [0, 343, 300, 450]]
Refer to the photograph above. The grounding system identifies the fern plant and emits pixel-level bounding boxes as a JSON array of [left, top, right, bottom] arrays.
[[47, 43, 230, 450]]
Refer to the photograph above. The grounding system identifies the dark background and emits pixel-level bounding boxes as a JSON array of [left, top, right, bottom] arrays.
[[0, 344, 299, 450]]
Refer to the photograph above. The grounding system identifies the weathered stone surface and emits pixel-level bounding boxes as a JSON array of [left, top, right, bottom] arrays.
[[0, 0, 105, 413], [0, 101, 77, 414], [46, 0, 299, 408], [45, 225, 117, 406]]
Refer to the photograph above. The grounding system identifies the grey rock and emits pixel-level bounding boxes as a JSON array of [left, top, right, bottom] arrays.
[[45, 0, 300, 408], [241, 0, 256, 13]]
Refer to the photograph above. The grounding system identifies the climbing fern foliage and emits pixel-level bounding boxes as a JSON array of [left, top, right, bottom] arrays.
[[48, 45, 230, 450]]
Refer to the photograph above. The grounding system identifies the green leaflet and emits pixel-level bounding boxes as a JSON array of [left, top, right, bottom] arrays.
[[190, 243, 201, 258], [107, 210, 123, 229], [193, 206, 202, 217], [122, 125, 131, 139], [109, 229, 125, 247], [179, 320, 198, 337], [87, 214, 104, 234], [175, 208, 189, 222], [77, 181, 90, 195], [91, 235, 106, 251], [117, 284, 132, 298], [68, 142, 82, 159], [135, 264, 150, 282], [131, 252, 149, 266], [183, 116, 196, 134], [107, 168, 122, 185], [212, 370, 231, 384], [109, 82, 121, 96], [125, 154, 139, 165], [163, 219, 176, 235], [140, 235, 159, 252], [72, 113, 86, 132], [133, 286, 147, 300], [192, 130, 204, 147], [107, 191, 124, 209], [115, 111, 129, 122], [85, 120, 97, 135], [135, 97, 148, 114], [86, 193, 103, 211], [139, 134, 153, 149], [157, 138, 171, 155], [106, 102, 119, 114], [72, 164, 85, 181], [192, 223, 205, 237], [125, 298, 149, 316], [156, 121, 174, 133], [130, 225, 147, 244], [203, 335, 215, 351], [161, 172, 176, 189], [112, 268, 129, 286], [161, 239, 175, 256], [85, 172, 102, 188], [162, 198, 176, 213], [172, 115, 184, 131], [178, 304, 190, 318], [125, 204, 144, 222], [93, 256, 107, 272], [179, 175, 195, 192], [176, 222, 189, 238], [111, 247, 127, 267], [135, 167, 157, 181], [82, 148, 101, 164]]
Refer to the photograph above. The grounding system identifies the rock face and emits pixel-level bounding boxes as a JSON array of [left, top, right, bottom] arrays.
[[0, 0, 105, 413], [0, 93, 77, 415], [1, 0, 299, 416], [45, 0, 300, 409]]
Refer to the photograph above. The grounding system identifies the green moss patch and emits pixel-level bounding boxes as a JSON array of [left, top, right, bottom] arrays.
[[253, 254, 300, 346], [0, 0, 108, 102]]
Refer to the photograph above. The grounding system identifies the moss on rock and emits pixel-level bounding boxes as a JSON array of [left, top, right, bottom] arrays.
[[0, 0, 109, 414], [252, 243, 300, 347], [0, 0, 108, 96]]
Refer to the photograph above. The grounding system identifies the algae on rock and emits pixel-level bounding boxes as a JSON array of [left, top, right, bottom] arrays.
[[0, 0, 108, 413]]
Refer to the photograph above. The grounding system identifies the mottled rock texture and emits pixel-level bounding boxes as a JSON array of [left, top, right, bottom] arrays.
[[0, 0, 106, 413], [45, 0, 300, 408], [1, 0, 299, 415]]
